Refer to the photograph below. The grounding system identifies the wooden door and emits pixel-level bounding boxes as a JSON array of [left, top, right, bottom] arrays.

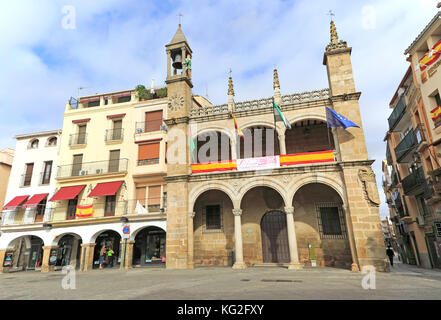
[[261, 210, 290, 263]]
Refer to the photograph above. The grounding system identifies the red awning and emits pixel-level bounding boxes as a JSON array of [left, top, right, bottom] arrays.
[[49, 185, 86, 201], [22, 193, 49, 208], [88, 181, 124, 197], [3, 195, 29, 210]]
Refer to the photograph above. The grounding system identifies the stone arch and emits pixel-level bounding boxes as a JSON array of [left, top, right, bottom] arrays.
[[88, 228, 123, 243], [241, 119, 277, 131], [51, 232, 83, 246], [1, 233, 48, 249], [287, 114, 327, 126], [130, 223, 166, 241], [288, 174, 346, 207], [195, 126, 235, 142], [46, 136, 58, 147], [28, 138, 39, 149], [238, 178, 289, 208], [189, 181, 238, 211], [193, 128, 233, 163]]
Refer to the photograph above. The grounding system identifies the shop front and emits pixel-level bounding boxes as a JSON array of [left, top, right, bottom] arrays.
[[93, 230, 121, 269], [133, 226, 166, 266]]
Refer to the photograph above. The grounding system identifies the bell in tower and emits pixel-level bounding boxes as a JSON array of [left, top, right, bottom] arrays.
[[171, 50, 183, 70]]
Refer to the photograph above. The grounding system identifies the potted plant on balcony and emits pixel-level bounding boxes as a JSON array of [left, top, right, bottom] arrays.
[[135, 85, 150, 101], [308, 243, 317, 267]]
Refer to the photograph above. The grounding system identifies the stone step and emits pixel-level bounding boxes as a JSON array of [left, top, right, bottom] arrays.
[[252, 263, 289, 268]]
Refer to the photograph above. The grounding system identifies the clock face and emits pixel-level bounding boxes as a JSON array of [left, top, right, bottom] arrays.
[[168, 94, 184, 111]]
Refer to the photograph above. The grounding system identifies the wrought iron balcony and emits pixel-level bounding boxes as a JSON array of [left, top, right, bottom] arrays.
[[56, 158, 129, 178], [402, 166, 426, 195], [39, 171, 51, 185], [105, 128, 124, 142], [394, 129, 417, 162], [69, 133, 87, 146], [414, 123, 427, 145], [388, 96, 406, 131], [20, 174, 33, 187], [135, 120, 164, 134]]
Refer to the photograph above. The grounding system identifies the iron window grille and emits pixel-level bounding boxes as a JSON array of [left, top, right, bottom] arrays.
[[315, 202, 347, 240], [202, 204, 223, 233]]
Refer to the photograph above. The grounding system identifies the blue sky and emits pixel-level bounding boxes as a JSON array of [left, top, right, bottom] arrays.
[[0, 0, 440, 217]]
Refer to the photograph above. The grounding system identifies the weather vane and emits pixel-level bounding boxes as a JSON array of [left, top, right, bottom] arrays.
[[178, 12, 183, 26], [228, 68, 232, 77], [327, 10, 335, 21]]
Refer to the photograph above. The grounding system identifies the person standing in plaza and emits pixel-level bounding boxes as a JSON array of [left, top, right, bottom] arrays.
[[107, 246, 114, 268], [386, 246, 395, 267], [99, 245, 107, 269]]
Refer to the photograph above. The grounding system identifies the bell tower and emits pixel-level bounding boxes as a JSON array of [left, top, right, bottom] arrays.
[[164, 24, 194, 269]]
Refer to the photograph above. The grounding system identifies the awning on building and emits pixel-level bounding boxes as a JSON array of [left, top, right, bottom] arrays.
[[88, 181, 124, 197], [22, 193, 49, 209], [49, 185, 86, 201], [3, 195, 29, 210]]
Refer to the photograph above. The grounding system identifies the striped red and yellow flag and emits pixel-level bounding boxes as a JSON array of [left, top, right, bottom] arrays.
[[419, 39, 441, 71], [232, 111, 244, 137], [431, 106, 441, 121], [280, 150, 334, 166], [191, 160, 237, 173], [75, 205, 93, 218]]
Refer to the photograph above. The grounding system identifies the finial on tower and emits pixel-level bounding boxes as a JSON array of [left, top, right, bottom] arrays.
[[273, 68, 280, 90], [325, 11, 347, 52], [228, 69, 234, 96]]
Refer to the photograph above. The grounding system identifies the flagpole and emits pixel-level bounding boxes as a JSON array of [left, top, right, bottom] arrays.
[[325, 106, 332, 150], [273, 98, 277, 155]]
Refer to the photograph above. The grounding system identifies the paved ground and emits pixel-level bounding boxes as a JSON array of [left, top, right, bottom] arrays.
[[1, 259, 441, 300]]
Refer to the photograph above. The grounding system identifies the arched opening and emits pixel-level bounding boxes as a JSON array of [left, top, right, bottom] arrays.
[[193, 189, 234, 266], [47, 136, 57, 147], [285, 119, 334, 155], [260, 210, 290, 263], [29, 139, 39, 149], [240, 186, 286, 265], [292, 183, 351, 269], [93, 230, 121, 269], [239, 126, 279, 158], [5, 235, 44, 271], [132, 226, 166, 267], [194, 131, 232, 163], [55, 234, 82, 269]]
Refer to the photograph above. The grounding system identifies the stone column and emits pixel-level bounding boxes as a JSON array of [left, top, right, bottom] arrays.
[[284, 207, 303, 269], [278, 133, 286, 155], [231, 137, 238, 160], [232, 208, 246, 269], [79, 243, 96, 272], [187, 211, 195, 269], [167, 50, 171, 78], [343, 204, 360, 271], [41, 246, 58, 273], [70, 238, 79, 268], [0, 249, 7, 273], [120, 240, 135, 270]]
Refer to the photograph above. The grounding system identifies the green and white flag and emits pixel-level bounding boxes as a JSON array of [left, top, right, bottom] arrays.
[[273, 100, 291, 130]]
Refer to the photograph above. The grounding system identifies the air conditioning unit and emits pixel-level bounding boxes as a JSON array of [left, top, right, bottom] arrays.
[[160, 124, 168, 131], [136, 128, 143, 134], [416, 216, 425, 226], [79, 170, 88, 176], [95, 168, 103, 174]]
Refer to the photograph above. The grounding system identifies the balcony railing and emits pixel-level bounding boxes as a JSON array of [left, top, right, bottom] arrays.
[[105, 128, 124, 142], [1, 205, 53, 226], [39, 171, 51, 185], [388, 96, 407, 131], [394, 129, 417, 162], [69, 133, 87, 146], [414, 123, 427, 145], [386, 142, 392, 165], [135, 120, 164, 134], [56, 158, 129, 178], [20, 174, 32, 187], [402, 166, 426, 195]]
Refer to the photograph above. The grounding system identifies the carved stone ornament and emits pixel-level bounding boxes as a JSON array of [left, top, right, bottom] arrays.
[[168, 94, 184, 111], [358, 168, 380, 206]]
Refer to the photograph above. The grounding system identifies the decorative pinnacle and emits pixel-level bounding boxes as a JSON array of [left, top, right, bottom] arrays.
[[326, 18, 347, 52], [273, 68, 280, 90], [228, 76, 234, 96], [330, 20, 338, 44]]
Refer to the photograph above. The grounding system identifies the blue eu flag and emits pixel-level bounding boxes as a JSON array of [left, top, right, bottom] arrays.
[[326, 107, 359, 129]]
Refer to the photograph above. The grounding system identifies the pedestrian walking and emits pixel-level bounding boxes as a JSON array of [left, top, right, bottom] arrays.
[[107, 247, 115, 268], [99, 245, 106, 269], [386, 246, 395, 267]]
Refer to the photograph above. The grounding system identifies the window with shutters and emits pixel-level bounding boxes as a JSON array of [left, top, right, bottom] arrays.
[[145, 110, 163, 132], [105, 195, 116, 216], [138, 143, 160, 166], [41, 161, 53, 185], [71, 154, 83, 176], [148, 185, 161, 212], [108, 150, 120, 172], [22, 163, 34, 186], [315, 203, 346, 239], [136, 186, 146, 208]]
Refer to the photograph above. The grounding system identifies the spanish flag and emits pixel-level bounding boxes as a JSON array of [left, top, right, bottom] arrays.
[[419, 38, 441, 71], [75, 205, 93, 218], [232, 110, 244, 138], [431, 105, 441, 121]]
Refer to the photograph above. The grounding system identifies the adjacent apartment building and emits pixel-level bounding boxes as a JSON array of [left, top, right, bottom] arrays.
[[0, 148, 14, 212]]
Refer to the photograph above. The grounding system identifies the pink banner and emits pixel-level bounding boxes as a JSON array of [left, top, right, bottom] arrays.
[[237, 155, 280, 172]]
